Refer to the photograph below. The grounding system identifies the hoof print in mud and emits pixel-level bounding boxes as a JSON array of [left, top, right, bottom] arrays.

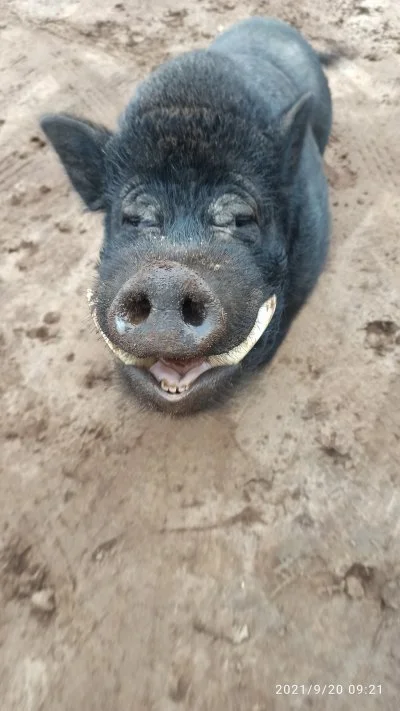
[[364, 320, 399, 354]]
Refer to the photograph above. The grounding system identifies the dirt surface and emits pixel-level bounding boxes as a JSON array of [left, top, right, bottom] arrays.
[[1, 0, 400, 709]]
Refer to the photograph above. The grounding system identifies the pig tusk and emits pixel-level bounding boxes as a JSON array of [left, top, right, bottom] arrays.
[[87, 289, 156, 368], [207, 295, 277, 366], [87, 289, 276, 369]]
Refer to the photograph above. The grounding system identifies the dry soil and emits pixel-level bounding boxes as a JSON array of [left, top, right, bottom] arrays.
[[1, 0, 400, 709]]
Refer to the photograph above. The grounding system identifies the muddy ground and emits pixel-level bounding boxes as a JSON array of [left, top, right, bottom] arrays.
[[1, 0, 400, 709]]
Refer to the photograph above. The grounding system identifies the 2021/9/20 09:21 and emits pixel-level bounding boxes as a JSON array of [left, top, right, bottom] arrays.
[[275, 683, 383, 695]]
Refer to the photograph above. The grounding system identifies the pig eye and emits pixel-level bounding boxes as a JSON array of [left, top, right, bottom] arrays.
[[122, 213, 141, 227], [121, 213, 160, 229], [121, 196, 160, 229], [210, 194, 259, 233], [235, 214, 258, 228]]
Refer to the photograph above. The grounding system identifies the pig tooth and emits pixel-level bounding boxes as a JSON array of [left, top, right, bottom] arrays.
[[87, 289, 156, 369], [161, 380, 184, 395], [177, 384, 189, 393], [208, 295, 277, 367]]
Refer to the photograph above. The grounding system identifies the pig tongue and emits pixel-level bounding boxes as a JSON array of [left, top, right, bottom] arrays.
[[149, 358, 211, 388]]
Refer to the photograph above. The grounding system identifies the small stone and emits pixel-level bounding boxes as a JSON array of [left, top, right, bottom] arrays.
[[168, 673, 190, 702], [381, 578, 400, 610], [31, 588, 56, 613], [54, 220, 72, 233], [30, 134, 46, 148], [345, 576, 364, 600], [128, 32, 145, 45], [10, 183, 27, 205], [43, 311, 60, 325], [231, 623, 250, 645]]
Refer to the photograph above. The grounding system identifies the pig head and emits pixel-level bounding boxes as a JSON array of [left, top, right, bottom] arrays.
[[40, 17, 332, 414]]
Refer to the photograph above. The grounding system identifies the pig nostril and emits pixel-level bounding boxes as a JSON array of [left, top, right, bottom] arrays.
[[123, 293, 151, 325], [181, 297, 206, 327]]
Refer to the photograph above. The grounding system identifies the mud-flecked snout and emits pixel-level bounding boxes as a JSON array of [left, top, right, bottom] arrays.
[[106, 261, 226, 359]]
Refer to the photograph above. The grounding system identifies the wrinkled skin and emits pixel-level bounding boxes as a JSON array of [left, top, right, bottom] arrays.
[[40, 17, 333, 415]]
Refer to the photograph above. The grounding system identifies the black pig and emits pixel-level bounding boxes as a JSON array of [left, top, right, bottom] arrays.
[[41, 17, 333, 414]]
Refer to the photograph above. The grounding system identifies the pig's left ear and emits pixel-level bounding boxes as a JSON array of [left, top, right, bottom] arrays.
[[40, 113, 113, 211], [277, 92, 313, 184]]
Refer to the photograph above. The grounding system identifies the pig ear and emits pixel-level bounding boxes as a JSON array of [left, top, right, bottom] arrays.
[[40, 114, 113, 211], [277, 92, 313, 183]]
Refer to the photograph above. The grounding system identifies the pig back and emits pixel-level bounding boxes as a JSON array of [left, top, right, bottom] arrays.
[[209, 16, 332, 153]]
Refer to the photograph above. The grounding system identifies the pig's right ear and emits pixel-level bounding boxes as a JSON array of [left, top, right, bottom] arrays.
[[277, 92, 313, 184], [40, 114, 113, 211]]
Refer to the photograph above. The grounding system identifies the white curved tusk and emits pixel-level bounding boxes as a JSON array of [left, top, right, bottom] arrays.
[[207, 295, 277, 366], [87, 289, 156, 368]]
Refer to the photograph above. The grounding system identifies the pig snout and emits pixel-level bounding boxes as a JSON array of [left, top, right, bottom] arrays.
[[106, 261, 225, 359]]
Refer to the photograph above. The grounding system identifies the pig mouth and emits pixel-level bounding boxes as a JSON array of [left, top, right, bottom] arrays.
[[87, 290, 276, 400]]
